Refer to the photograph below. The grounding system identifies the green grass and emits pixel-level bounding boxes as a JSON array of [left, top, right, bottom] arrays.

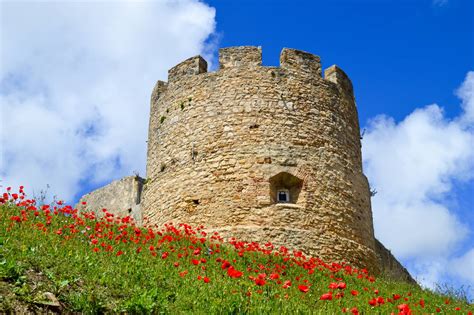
[[0, 189, 472, 314]]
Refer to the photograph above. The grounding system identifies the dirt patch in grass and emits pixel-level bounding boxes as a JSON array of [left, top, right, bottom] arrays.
[[0, 269, 64, 314]]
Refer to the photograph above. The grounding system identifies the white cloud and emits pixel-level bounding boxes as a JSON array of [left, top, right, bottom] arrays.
[[362, 71, 474, 289], [412, 250, 474, 295], [411, 259, 447, 289], [450, 248, 474, 284], [0, 0, 216, 200], [457, 72, 474, 124]]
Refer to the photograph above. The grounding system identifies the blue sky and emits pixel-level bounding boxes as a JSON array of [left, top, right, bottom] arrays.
[[1, 0, 473, 298], [207, 0, 473, 122]]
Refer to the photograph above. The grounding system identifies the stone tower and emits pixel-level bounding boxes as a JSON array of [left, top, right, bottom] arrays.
[[142, 46, 380, 272]]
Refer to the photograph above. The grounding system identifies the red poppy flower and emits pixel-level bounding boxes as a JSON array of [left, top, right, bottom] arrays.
[[10, 216, 21, 222], [397, 304, 410, 312], [329, 282, 338, 289], [192, 259, 200, 265], [419, 299, 425, 308], [351, 290, 359, 296], [221, 261, 231, 269], [203, 277, 210, 283], [298, 285, 309, 293], [320, 293, 332, 301], [255, 278, 266, 286], [337, 282, 346, 289], [116, 250, 124, 256], [227, 266, 243, 278]]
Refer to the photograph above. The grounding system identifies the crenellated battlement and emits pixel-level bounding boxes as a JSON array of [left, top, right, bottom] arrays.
[[164, 46, 350, 89], [280, 48, 322, 77], [168, 55, 207, 83], [219, 46, 262, 69], [324, 65, 354, 99], [150, 80, 168, 105], [76, 45, 415, 283], [143, 45, 383, 275]]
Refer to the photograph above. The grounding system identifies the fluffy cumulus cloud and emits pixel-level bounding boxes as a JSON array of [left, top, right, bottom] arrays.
[[0, 0, 216, 201], [363, 72, 474, 289], [450, 249, 474, 284]]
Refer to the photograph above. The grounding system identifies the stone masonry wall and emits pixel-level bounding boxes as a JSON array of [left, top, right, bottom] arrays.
[[76, 176, 144, 224], [375, 239, 416, 284], [142, 46, 380, 273]]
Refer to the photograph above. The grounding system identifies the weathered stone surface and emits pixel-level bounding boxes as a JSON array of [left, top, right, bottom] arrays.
[[142, 46, 381, 273], [219, 46, 262, 69], [76, 176, 144, 224], [375, 239, 416, 284], [76, 46, 414, 283]]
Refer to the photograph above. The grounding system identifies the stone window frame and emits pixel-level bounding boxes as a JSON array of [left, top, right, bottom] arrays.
[[277, 189, 290, 203], [269, 172, 303, 205]]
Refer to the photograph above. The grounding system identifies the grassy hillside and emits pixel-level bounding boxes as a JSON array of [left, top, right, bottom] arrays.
[[0, 187, 472, 314]]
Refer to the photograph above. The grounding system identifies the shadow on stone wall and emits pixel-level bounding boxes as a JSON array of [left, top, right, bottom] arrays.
[[375, 238, 417, 285], [76, 176, 144, 224]]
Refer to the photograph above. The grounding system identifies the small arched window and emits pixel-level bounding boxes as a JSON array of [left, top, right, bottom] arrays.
[[277, 189, 290, 203], [269, 172, 303, 204]]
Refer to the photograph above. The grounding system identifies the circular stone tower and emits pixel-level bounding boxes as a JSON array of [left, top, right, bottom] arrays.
[[143, 46, 379, 272]]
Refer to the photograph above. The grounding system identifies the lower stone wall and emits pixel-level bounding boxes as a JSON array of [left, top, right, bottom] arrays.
[[75, 175, 416, 284], [75, 176, 144, 224], [375, 238, 416, 284]]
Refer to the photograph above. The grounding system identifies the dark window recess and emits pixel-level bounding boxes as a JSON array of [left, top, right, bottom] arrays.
[[269, 172, 303, 204], [278, 190, 289, 203], [192, 199, 200, 205]]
